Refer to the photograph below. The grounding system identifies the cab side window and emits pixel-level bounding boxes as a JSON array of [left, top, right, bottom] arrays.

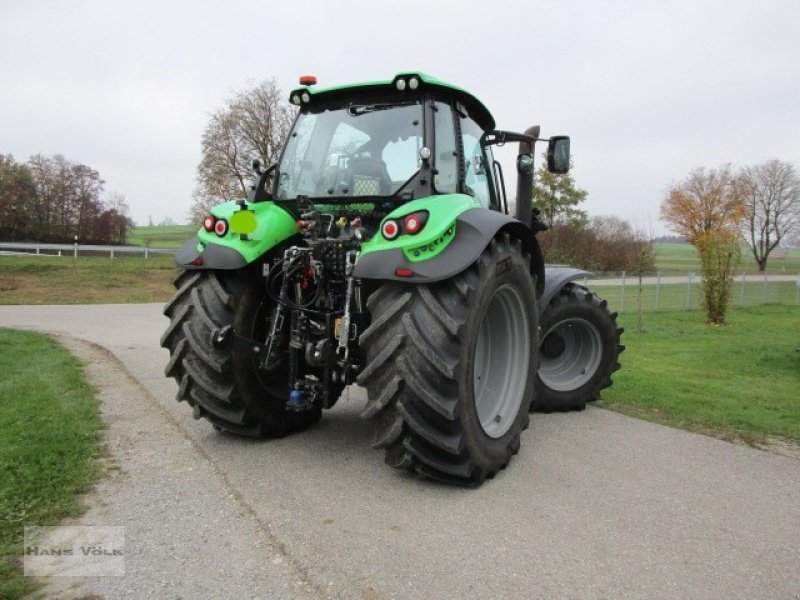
[[460, 116, 493, 208], [433, 102, 458, 194]]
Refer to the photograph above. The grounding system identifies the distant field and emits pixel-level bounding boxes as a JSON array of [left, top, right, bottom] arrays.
[[653, 243, 800, 275], [127, 224, 196, 249]]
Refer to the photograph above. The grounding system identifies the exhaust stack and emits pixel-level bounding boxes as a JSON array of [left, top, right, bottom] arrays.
[[515, 125, 540, 227]]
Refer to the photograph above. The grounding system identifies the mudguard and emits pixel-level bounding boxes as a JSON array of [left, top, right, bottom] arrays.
[[175, 235, 247, 269], [174, 200, 299, 270], [539, 267, 591, 316], [354, 202, 545, 295]]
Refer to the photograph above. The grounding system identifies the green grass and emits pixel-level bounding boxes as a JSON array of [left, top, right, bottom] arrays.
[[0, 254, 177, 304], [654, 242, 800, 275], [599, 305, 800, 444], [0, 329, 104, 599], [126, 224, 196, 249]]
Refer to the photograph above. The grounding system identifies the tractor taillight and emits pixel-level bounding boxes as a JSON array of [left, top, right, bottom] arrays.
[[402, 211, 428, 235], [395, 268, 414, 278], [203, 215, 216, 232], [214, 219, 228, 237], [382, 220, 399, 240]]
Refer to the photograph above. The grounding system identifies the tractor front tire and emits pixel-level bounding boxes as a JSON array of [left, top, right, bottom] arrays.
[[357, 235, 537, 486], [533, 283, 624, 412], [161, 269, 321, 437]]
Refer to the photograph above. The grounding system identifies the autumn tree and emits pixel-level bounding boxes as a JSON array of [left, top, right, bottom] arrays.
[[28, 153, 65, 239], [0, 154, 36, 239], [740, 159, 800, 271], [538, 215, 655, 272], [532, 156, 588, 227], [190, 79, 293, 222], [661, 165, 746, 324], [0, 153, 127, 243]]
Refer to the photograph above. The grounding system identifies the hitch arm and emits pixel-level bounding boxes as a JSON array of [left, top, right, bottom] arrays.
[[212, 325, 265, 359]]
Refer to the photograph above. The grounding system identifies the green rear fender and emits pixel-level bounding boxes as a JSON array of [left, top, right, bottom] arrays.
[[355, 194, 543, 291], [175, 201, 299, 269]]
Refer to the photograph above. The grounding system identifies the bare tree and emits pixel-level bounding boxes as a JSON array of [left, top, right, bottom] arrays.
[[741, 159, 800, 271], [190, 79, 293, 222], [661, 165, 747, 324], [105, 190, 129, 215], [104, 191, 131, 244]]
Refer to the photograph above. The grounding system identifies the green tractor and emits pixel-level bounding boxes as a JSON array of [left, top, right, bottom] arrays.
[[161, 72, 623, 486]]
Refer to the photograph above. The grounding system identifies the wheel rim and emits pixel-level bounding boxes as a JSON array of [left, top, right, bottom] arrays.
[[473, 284, 530, 438], [538, 318, 603, 392]]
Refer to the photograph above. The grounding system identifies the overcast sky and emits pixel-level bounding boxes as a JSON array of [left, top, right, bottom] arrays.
[[2, 0, 798, 233]]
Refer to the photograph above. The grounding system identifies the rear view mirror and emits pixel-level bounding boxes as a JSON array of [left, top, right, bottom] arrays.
[[547, 136, 570, 174]]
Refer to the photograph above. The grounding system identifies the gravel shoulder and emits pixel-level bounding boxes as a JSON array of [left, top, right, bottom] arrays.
[[37, 336, 321, 600]]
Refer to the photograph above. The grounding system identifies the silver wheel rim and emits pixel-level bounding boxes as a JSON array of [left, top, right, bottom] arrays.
[[538, 318, 602, 392], [473, 284, 530, 438]]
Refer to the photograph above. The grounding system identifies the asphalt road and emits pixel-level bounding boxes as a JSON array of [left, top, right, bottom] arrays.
[[2, 304, 799, 599]]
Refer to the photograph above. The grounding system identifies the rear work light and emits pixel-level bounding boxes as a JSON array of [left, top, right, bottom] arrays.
[[214, 219, 228, 237], [203, 215, 216, 232]]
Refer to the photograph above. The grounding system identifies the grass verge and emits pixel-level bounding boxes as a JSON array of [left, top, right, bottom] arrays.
[[0, 254, 177, 304], [0, 329, 104, 599], [599, 305, 800, 445]]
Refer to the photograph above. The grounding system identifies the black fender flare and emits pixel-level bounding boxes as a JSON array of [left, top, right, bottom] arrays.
[[539, 266, 591, 316], [175, 236, 248, 270], [354, 207, 545, 296]]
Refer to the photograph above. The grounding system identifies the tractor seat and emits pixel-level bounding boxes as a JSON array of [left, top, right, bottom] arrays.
[[348, 157, 391, 196]]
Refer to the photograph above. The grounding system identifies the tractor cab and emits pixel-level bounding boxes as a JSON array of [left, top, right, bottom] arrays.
[[262, 72, 568, 227]]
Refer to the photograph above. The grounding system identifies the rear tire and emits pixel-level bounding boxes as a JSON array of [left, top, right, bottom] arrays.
[[160, 269, 321, 437], [533, 283, 624, 412], [357, 235, 537, 486]]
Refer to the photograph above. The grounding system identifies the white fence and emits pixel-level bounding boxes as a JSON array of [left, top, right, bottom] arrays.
[[0, 242, 176, 259], [582, 271, 800, 313]]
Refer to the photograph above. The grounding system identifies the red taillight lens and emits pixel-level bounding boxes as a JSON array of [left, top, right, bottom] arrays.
[[203, 215, 216, 232], [402, 211, 428, 235], [382, 219, 399, 240], [395, 268, 414, 278], [214, 219, 228, 237]]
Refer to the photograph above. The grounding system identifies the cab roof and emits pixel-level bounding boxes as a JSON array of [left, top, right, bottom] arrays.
[[289, 71, 495, 131]]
